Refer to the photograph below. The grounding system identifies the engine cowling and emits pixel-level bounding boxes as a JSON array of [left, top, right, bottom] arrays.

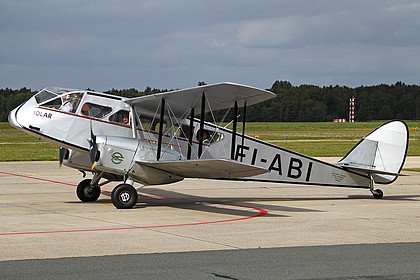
[[94, 136, 139, 176], [94, 136, 184, 185]]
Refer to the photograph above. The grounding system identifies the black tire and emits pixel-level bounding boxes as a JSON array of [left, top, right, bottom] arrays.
[[372, 189, 384, 199], [76, 179, 101, 202], [111, 184, 138, 209]]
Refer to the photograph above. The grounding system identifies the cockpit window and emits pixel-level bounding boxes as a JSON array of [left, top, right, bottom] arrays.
[[39, 92, 84, 113], [35, 90, 57, 104], [109, 110, 130, 125], [41, 96, 62, 109], [34, 87, 75, 104], [80, 102, 112, 118]]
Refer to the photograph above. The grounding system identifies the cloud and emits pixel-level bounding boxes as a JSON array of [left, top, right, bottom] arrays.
[[237, 2, 420, 49], [1, 0, 420, 90]]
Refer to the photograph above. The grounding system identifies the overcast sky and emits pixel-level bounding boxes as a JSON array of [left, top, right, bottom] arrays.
[[1, 0, 420, 91]]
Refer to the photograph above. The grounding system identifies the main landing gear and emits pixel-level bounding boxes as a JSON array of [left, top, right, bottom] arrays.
[[111, 184, 138, 209], [76, 172, 138, 209], [369, 175, 384, 199], [76, 179, 101, 202]]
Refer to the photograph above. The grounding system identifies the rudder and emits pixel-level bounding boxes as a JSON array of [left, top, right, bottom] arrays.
[[338, 120, 409, 184]]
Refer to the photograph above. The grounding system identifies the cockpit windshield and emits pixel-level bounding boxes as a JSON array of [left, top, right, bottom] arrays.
[[35, 87, 117, 119], [40, 92, 84, 113], [35, 90, 57, 104], [38, 88, 85, 114], [34, 87, 75, 104]]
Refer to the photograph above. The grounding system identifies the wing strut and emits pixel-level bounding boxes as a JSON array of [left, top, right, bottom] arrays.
[[187, 107, 194, 160], [129, 106, 136, 139], [156, 98, 165, 161], [240, 102, 247, 162], [230, 101, 238, 160], [198, 93, 206, 158]]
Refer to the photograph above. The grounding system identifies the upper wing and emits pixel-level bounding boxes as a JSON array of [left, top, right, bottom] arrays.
[[138, 159, 269, 179], [125, 82, 275, 118]]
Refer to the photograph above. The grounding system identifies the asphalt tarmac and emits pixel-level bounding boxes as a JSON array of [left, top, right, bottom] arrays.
[[0, 157, 419, 278], [1, 243, 419, 280]]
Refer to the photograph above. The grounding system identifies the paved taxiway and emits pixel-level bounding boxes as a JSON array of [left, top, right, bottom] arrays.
[[0, 158, 419, 277], [1, 243, 419, 279]]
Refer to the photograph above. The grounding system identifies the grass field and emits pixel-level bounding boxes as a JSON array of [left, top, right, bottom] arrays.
[[236, 121, 420, 157], [1, 121, 419, 161], [0, 122, 57, 161]]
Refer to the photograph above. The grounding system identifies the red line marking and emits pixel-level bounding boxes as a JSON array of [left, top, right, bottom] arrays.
[[0, 171, 76, 187], [0, 171, 269, 236], [0, 205, 267, 236], [138, 192, 165, 199]]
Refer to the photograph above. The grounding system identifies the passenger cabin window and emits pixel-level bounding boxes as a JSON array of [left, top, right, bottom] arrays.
[[80, 102, 112, 118], [109, 110, 130, 125], [196, 129, 224, 144], [174, 124, 194, 139], [139, 115, 167, 134]]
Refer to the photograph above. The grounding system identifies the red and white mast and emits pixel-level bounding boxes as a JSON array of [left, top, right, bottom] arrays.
[[349, 96, 355, 122]]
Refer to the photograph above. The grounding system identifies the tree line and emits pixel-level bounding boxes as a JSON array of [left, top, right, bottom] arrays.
[[246, 81, 420, 122], [1, 81, 419, 122]]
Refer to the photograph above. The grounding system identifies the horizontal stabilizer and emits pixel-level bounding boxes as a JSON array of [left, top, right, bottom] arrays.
[[339, 163, 409, 177], [138, 159, 269, 179]]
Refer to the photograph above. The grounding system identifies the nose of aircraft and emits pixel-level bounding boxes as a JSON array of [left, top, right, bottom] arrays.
[[8, 106, 22, 129], [8, 95, 39, 131]]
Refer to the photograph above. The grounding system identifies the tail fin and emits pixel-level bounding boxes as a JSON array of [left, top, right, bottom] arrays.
[[338, 120, 409, 184]]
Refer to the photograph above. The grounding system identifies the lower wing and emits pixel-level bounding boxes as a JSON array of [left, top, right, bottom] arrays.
[[137, 159, 269, 179]]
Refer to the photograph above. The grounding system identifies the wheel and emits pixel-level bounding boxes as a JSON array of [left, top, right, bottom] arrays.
[[372, 189, 384, 199], [76, 179, 101, 202], [111, 184, 138, 209]]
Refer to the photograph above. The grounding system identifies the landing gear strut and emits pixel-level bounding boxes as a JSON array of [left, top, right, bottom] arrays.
[[369, 175, 383, 199]]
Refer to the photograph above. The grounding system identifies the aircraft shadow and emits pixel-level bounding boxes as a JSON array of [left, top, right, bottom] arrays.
[[93, 189, 418, 217], [348, 194, 420, 201], [95, 196, 287, 218], [144, 189, 327, 213], [99, 188, 326, 217]]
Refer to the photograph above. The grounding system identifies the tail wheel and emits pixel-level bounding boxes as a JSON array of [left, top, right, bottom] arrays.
[[371, 189, 384, 199], [76, 179, 101, 202], [111, 184, 138, 209]]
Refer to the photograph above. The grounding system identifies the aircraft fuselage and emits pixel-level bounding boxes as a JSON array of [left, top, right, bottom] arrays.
[[9, 87, 372, 188]]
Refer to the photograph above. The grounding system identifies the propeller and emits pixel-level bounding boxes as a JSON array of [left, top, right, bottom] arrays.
[[89, 122, 100, 170], [59, 147, 68, 168]]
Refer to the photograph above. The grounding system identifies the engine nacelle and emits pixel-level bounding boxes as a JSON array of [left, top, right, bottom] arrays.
[[63, 149, 91, 171], [94, 136, 184, 185], [94, 136, 138, 176]]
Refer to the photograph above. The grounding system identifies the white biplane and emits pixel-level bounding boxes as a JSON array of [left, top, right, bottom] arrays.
[[8, 83, 408, 209]]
